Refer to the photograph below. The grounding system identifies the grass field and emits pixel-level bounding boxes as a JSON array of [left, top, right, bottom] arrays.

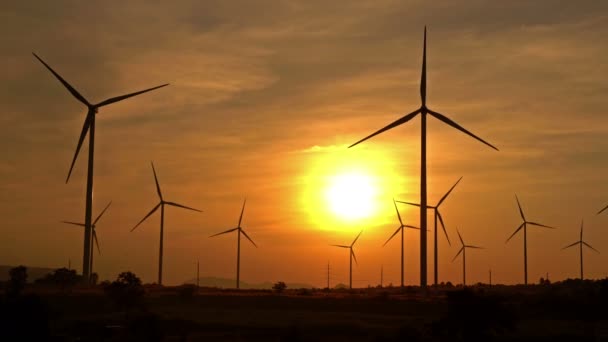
[[2, 281, 608, 341]]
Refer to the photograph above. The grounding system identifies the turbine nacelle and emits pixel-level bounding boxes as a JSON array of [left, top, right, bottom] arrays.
[[394, 176, 462, 246], [62, 201, 112, 255], [210, 199, 257, 247], [32, 53, 169, 183], [131, 163, 201, 232], [562, 219, 599, 253], [452, 228, 483, 262], [506, 194, 555, 243]]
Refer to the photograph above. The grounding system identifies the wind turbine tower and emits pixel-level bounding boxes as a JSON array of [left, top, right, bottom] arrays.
[[348, 28, 497, 287]]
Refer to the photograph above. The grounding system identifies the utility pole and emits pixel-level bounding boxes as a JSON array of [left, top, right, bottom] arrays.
[[197, 260, 200, 288], [489, 269, 492, 287], [68, 258, 71, 270], [381, 265, 384, 288], [327, 262, 330, 289]]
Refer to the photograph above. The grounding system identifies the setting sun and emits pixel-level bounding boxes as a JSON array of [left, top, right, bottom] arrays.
[[300, 144, 412, 231], [325, 172, 378, 221]]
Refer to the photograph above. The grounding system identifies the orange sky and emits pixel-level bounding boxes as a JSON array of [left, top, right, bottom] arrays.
[[1, 1, 608, 286]]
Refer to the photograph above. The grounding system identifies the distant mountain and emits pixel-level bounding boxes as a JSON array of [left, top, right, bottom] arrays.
[[0, 265, 56, 282], [183, 276, 314, 289]]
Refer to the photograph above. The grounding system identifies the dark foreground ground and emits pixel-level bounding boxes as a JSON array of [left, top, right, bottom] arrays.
[[2, 280, 608, 341]]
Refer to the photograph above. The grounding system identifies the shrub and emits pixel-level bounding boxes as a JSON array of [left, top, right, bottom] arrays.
[[35, 268, 81, 292], [272, 281, 287, 294], [7, 265, 27, 296], [296, 288, 312, 296], [104, 272, 145, 310]]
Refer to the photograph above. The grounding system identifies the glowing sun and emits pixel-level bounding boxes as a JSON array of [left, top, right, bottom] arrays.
[[324, 172, 378, 221]]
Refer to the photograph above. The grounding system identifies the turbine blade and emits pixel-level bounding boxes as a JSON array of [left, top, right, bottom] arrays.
[[395, 200, 422, 208], [131, 203, 161, 231], [427, 109, 499, 151], [240, 228, 257, 247], [452, 247, 464, 262], [582, 241, 599, 253], [238, 199, 247, 228], [436, 210, 451, 246], [580, 219, 584, 241], [95, 84, 169, 107], [393, 198, 404, 225], [61, 221, 85, 227], [383, 226, 402, 247], [437, 176, 462, 207], [210, 227, 238, 238], [351, 230, 363, 246], [506, 222, 525, 243], [32, 53, 90, 106], [456, 228, 464, 246], [420, 26, 427, 105], [351, 249, 358, 266], [597, 204, 608, 215], [331, 245, 350, 248], [527, 221, 555, 229], [150, 162, 163, 200], [93, 201, 112, 225], [165, 201, 202, 212], [562, 241, 580, 250], [404, 224, 421, 230], [66, 113, 92, 183], [93, 230, 101, 255], [515, 194, 525, 221], [466, 245, 484, 249], [348, 109, 421, 148]]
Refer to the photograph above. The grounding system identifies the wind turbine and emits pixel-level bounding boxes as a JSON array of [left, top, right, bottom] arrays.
[[209, 199, 257, 289], [131, 162, 201, 285], [347, 27, 498, 287], [452, 229, 483, 286], [62, 201, 112, 275], [562, 219, 599, 280], [598, 204, 608, 215], [331, 230, 362, 289], [506, 195, 555, 285], [396, 176, 462, 285], [383, 199, 419, 287], [34, 53, 168, 280]]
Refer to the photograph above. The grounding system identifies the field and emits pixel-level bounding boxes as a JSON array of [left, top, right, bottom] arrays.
[[2, 280, 608, 341]]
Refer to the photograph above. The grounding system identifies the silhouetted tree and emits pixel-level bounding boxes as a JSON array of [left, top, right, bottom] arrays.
[[273, 281, 287, 294], [104, 271, 145, 310], [36, 267, 81, 292], [6, 265, 27, 296]]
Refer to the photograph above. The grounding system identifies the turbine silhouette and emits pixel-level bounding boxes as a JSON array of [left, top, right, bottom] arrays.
[[210, 199, 257, 289], [396, 176, 462, 285], [452, 228, 483, 286], [383, 199, 419, 287], [347, 28, 498, 287], [62, 201, 112, 275], [34, 53, 168, 280], [506, 194, 555, 285], [332, 230, 362, 289], [131, 162, 201, 285], [562, 219, 599, 280], [597, 204, 608, 215]]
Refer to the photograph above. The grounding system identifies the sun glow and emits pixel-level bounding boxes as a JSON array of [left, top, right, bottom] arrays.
[[300, 144, 414, 231], [325, 172, 377, 221]]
